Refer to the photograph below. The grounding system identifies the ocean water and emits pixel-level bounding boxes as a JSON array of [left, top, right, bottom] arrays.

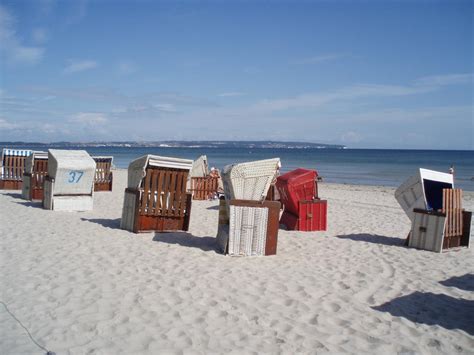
[[73, 147, 473, 191]]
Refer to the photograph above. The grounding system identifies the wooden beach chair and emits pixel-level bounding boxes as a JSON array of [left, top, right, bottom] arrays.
[[0, 148, 32, 190], [92, 156, 113, 191], [22, 151, 48, 200], [43, 150, 96, 211], [396, 169, 471, 252], [188, 155, 220, 200], [216, 158, 281, 256], [276, 168, 327, 231], [120, 155, 194, 233]]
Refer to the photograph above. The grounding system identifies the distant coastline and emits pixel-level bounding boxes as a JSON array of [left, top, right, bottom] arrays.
[[0, 140, 347, 150]]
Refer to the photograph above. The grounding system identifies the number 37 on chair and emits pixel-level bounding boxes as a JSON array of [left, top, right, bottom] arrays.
[[68, 170, 84, 183]]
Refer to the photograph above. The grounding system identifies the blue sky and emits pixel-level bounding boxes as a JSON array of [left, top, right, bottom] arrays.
[[0, 0, 472, 149]]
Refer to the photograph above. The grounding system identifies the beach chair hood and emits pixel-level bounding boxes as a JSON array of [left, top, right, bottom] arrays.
[[222, 158, 281, 201], [48, 149, 96, 195], [127, 154, 193, 189], [395, 168, 454, 222], [189, 155, 209, 178]]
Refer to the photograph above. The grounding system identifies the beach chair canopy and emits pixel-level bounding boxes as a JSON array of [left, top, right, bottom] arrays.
[[276, 168, 318, 216], [127, 154, 193, 189], [222, 158, 280, 201], [1, 148, 32, 179], [48, 149, 96, 195], [189, 155, 209, 178], [24, 151, 48, 174], [395, 168, 454, 222]]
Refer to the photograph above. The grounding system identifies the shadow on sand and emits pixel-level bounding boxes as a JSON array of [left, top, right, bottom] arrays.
[[440, 274, 474, 292], [335, 233, 406, 247], [3, 192, 23, 199], [81, 218, 122, 229], [206, 205, 220, 211], [373, 291, 474, 335], [153, 232, 217, 252]]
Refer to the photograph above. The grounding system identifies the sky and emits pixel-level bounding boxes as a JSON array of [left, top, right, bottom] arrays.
[[0, 0, 472, 149]]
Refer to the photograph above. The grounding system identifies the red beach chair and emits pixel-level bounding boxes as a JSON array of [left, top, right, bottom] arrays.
[[276, 168, 327, 231]]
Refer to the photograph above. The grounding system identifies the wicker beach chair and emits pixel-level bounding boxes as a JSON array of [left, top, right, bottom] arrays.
[[395, 169, 471, 252], [276, 168, 327, 231], [43, 150, 96, 211], [0, 148, 32, 190], [120, 155, 194, 233], [216, 158, 281, 256], [22, 151, 48, 200], [92, 156, 113, 191]]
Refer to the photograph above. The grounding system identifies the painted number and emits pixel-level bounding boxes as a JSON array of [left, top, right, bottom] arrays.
[[68, 171, 84, 183]]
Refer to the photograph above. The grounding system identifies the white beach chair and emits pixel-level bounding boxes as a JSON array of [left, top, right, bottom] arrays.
[[217, 158, 281, 256], [43, 150, 96, 211]]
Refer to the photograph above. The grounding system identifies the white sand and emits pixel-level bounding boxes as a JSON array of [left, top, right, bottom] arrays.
[[1, 169, 473, 354]]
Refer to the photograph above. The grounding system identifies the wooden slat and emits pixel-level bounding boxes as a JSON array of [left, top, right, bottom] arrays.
[[442, 188, 463, 239]]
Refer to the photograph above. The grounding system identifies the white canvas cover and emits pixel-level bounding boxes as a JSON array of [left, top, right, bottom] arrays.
[[24, 151, 48, 174], [189, 155, 209, 178], [127, 154, 193, 189], [222, 158, 280, 201], [48, 149, 96, 195], [395, 168, 454, 222]]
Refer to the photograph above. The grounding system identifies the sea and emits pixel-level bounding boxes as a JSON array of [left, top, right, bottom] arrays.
[[7, 146, 470, 191]]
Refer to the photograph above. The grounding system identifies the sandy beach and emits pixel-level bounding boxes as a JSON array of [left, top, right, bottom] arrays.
[[1, 168, 473, 354]]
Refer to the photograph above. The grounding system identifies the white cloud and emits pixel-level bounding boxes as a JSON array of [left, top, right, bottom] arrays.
[[69, 112, 108, 125], [0, 5, 45, 65], [0, 118, 20, 130], [63, 59, 98, 74], [250, 74, 472, 113], [217, 92, 246, 97], [414, 73, 474, 87]]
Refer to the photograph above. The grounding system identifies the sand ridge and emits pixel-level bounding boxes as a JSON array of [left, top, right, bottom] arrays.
[[1, 169, 473, 354]]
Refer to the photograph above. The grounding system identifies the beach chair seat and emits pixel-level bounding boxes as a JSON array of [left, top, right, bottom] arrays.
[[276, 168, 327, 231], [93, 156, 113, 191], [121, 155, 193, 233], [43, 150, 96, 211], [22, 151, 48, 200], [216, 158, 281, 256], [0, 149, 32, 190]]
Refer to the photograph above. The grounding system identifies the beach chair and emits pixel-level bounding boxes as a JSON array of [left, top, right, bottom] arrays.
[[92, 156, 113, 191], [120, 155, 194, 233], [22, 151, 48, 200], [216, 158, 281, 256], [395, 169, 471, 252], [188, 155, 220, 200], [276, 168, 327, 231], [43, 150, 96, 211], [0, 148, 32, 190]]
